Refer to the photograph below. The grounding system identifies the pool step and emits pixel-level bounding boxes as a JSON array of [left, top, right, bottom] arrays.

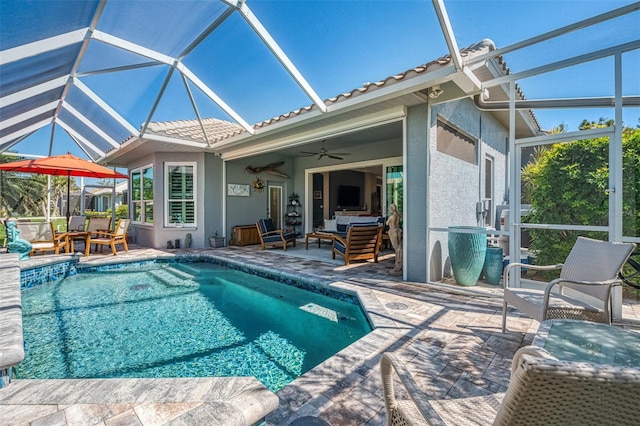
[[254, 331, 305, 377], [148, 267, 198, 287]]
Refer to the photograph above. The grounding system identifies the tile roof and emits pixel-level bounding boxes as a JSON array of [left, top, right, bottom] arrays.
[[145, 117, 246, 144]]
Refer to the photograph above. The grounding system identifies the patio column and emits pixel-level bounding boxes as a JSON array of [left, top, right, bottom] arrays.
[[404, 104, 429, 282]]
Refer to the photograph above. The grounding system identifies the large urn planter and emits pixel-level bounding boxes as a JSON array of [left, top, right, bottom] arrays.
[[448, 226, 487, 286]]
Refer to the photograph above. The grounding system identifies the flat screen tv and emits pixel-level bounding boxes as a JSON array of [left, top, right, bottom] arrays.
[[338, 185, 360, 207]]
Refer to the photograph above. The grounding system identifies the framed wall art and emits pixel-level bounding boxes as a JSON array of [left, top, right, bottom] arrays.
[[227, 183, 250, 197]]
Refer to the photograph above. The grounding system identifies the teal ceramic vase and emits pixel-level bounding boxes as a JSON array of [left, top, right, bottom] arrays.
[[483, 247, 504, 285], [448, 226, 487, 286]]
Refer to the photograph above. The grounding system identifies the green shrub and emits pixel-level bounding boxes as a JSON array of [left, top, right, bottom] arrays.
[[524, 126, 639, 278]]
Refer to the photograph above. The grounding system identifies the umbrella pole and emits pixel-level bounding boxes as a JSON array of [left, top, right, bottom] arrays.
[[66, 173, 71, 231]]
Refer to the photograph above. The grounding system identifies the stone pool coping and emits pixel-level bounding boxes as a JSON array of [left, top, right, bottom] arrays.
[[0, 252, 286, 424], [0, 254, 23, 378]]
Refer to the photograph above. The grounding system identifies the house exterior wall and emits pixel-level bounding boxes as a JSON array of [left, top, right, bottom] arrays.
[[128, 151, 211, 249], [426, 98, 508, 281], [224, 153, 296, 239]]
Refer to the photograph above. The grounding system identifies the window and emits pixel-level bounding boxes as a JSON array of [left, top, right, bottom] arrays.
[[165, 162, 196, 226], [131, 165, 153, 224], [484, 155, 494, 226], [437, 119, 477, 164]]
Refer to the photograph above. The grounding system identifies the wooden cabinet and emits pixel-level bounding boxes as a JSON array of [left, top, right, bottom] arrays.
[[230, 225, 260, 246]]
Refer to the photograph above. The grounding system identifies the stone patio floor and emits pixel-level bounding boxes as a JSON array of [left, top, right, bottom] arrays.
[[4, 240, 640, 425]]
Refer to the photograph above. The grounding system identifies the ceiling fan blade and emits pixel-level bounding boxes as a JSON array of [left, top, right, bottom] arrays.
[[327, 155, 344, 160], [329, 152, 350, 156]]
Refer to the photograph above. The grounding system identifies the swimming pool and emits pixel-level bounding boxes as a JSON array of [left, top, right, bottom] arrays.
[[17, 261, 371, 391]]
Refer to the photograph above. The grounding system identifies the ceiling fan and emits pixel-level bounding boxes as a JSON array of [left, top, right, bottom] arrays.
[[300, 140, 351, 160]]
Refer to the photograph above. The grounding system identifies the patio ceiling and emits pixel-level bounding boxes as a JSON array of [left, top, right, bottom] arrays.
[[1, 1, 638, 164]]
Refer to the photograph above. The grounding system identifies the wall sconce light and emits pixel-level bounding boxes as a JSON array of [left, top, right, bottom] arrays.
[[428, 85, 444, 99]]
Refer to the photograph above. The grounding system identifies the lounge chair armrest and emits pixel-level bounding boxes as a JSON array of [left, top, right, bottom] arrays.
[[380, 353, 436, 424], [503, 262, 563, 288], [260, 230, 283, 237]]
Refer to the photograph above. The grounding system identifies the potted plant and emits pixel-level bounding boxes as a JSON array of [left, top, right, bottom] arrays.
[[289, 193, 299, 205]]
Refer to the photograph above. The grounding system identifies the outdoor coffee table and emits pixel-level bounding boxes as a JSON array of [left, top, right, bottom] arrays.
[[305, 232, 335, 249], [533, 319, 640, 367]]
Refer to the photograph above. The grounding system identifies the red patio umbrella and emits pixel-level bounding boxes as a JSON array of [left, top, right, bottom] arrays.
[[0, 153, 128, 228]]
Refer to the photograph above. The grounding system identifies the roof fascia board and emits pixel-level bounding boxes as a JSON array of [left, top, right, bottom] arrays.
[[177, 63, 255, 134], [0, 100, 57, 131], [467, 2, 640, 66], [62, 102, 120, 149], [483, 39, 640, 89], [0, 29, 88, 65], [73, 78, 138, 134], [91, 30, 175, 65], [432, 0, 462, 70], [214, 64, 456, 151], [0, 75, 68, 108], [219, 106, 406, 160], [57, 119, 106, 156], [0, 118, 52, 146], [236, 2, 327, 113]]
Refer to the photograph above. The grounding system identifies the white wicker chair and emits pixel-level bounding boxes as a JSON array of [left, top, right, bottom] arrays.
[[502, 237, 635, 332], [381, 345, 640, 425]]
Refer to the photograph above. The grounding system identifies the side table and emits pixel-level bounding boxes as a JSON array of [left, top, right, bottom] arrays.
[[533, 319, 640, 367]]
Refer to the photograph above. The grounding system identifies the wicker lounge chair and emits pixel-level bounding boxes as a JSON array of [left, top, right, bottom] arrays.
[[381, 345, 640, 425], [256, 218, 297, 251], [332, 224, 382, 265], [502, 237, 635, 332]]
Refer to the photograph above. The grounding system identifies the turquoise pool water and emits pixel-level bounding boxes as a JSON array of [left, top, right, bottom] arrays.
[[18, 262, 371, 391]]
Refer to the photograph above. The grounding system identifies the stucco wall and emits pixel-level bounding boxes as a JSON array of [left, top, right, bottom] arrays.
[[126, 151, 216, 249], [225, 153, 296, 238], [427, 98, 508, 280]]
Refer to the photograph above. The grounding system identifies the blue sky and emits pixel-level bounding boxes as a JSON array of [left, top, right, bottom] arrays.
[[14, 0, 640, 159]]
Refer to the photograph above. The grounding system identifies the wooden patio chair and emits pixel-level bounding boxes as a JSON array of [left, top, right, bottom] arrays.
[[332, 224, 382, 265], [256, 218, 297, 251], [502, 237, 636, 332], [85, 218, 130, 255], [84, 217, 112, 253], [381, 345, 640, 425], [15, 221, 68, 255]]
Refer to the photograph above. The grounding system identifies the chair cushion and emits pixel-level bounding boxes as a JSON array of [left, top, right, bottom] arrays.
[[262, 235, 282, 243], [334, 239, 346, 254], [337, 224, 348, 233], [283, 232, 296, 241], [349, 222, 378, 228], [258, 218, 276, 233]]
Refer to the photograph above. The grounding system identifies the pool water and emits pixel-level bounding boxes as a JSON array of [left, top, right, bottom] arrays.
[[17, 262, 371, 391]]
